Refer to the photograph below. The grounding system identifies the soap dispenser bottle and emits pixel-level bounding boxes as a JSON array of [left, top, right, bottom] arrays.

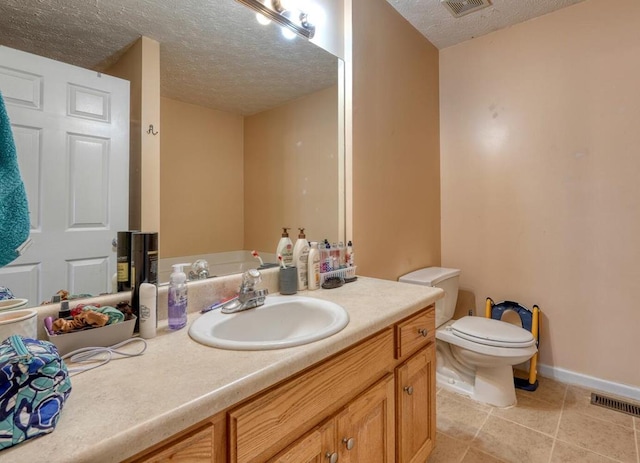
[[168, 263, 190, 330], [292, 228, 310, 290], [276, 227, 294, 267]]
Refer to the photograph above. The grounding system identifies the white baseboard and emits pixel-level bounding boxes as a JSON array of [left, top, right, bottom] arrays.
[[538, 363, 640, 402]]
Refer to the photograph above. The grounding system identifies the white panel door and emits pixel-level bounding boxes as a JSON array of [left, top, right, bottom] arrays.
[[0, 46, 129, 304]]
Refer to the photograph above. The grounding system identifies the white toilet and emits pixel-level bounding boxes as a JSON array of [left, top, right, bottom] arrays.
[[399, 267, 537, 407]]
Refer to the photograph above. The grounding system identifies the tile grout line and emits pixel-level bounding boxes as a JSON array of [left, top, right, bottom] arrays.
[[547, 384, 569, 463], [466, 403, 493, 457], [635, 420, 639, 463], [458, 445, 470, 463]]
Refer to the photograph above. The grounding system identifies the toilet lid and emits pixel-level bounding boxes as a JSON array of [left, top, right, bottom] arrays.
[[451, 317, 536, 348]]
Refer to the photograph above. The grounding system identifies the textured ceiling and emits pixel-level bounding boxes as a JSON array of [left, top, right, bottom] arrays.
[[0, 0, 338, 115], [389, 0, 587, 49], [0, 1, 588, 115]]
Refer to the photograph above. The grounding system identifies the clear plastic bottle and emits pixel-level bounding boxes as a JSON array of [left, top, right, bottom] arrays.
[[320, 240, 331, 273], [168, 263, 189, 330]]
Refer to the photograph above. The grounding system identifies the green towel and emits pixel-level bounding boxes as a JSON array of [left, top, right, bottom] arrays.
[[81, 305, 125, 325], [0, 91, 30, 267]]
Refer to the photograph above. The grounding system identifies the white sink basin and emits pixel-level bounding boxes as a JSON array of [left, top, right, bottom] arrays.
[[188, 295, 350, 350]]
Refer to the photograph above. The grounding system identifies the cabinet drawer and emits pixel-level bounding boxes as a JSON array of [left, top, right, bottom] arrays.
[[395, 306, 435, 359], [229, 328, 394, 463]]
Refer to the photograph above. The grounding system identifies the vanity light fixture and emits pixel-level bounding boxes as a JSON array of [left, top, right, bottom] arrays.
[[236, 0, 316, 39]]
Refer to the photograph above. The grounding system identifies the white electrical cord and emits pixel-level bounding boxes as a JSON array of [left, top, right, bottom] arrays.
[[61, 337, 148, 376]]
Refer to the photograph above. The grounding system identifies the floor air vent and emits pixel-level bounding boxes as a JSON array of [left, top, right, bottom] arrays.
[[441, 0, 492, 18], [591, 393, 640, 418]]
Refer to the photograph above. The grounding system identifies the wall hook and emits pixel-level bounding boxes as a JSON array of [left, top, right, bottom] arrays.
[[147, 124, 158, 136]]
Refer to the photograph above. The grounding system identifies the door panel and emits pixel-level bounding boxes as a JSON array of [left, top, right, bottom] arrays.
[[396, 343, 436, 463], [336, 374, 395, 463], [0, 46, 129, 303]]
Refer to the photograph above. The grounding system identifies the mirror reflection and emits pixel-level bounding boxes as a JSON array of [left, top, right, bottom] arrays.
[[0, 0, 342, 305]]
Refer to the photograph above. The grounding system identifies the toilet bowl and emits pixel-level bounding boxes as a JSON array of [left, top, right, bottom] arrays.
[[399, 267, 537, 407]]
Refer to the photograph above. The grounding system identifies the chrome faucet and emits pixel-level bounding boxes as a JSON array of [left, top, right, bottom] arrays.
[[220, 269, 269, 314]]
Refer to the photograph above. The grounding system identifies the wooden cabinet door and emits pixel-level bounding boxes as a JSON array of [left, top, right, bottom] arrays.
[[268, 420, 337, 463], [137, 424, 215, 463], [396, 343, 436, 463], [335, 374, 395, 463]]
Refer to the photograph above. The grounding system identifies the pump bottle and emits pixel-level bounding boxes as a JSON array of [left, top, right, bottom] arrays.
[[276, 227, 294, 267], [168, 263, 190, 330], [292, 228, 310, 290]]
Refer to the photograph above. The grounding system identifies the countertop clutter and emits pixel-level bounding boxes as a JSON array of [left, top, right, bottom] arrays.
[[2, 276, 443, 463]]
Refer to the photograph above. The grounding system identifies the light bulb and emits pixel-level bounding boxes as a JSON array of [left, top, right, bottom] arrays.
[[307, 2, 325, 28], [281, 27, 296, 40], [255, 12, 271, 25]]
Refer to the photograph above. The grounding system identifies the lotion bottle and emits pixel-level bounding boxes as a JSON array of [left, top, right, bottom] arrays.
[[139, 282, 157, 339], [307, 242, 320, 290], [276, 228, 293, 267], [168, 263, 190, 330], [292, 228, 310, 290]]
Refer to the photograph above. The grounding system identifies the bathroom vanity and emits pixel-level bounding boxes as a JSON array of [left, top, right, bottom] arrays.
[[3, 276, 443, 463]]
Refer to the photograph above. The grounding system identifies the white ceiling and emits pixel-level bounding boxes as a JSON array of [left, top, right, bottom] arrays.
[[0, 0, 587, 115], [389, 0, 587, 49]]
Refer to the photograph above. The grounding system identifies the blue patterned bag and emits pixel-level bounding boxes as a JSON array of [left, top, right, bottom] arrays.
[[0, 335, 72, 450]]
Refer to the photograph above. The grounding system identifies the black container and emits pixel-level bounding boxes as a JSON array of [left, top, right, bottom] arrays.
[[131, 232, 158, 331], [116, 231, 138, 292]]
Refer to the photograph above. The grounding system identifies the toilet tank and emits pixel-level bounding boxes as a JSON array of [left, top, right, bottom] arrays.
[[398, 267, 461, 328]]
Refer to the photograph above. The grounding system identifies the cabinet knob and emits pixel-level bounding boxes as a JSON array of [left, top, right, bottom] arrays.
[[326, 452, 338, 463], [403, 385, 414, 395], [418, 328, 428, 337], [342, 437, 355, 450]]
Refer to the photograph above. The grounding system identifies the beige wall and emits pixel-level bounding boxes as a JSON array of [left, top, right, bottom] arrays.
[[244, 85, 340, 252], [351, 0, 441, 280], [160, 98, 244, 257], [440, 0, 640, 387], [107, 37, 161, 233]]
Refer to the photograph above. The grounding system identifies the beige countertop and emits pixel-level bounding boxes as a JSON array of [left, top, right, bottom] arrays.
[[2, 276, 443, 463]]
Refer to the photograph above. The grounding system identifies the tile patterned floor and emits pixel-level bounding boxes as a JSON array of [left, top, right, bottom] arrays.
[[428, 376, 640, 463]]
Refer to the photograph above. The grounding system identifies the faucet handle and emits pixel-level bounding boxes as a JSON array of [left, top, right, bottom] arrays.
[[241, 268, 262, 289]]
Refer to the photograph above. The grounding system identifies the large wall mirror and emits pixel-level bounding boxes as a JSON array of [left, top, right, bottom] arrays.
[[0, 0, 343, 304]]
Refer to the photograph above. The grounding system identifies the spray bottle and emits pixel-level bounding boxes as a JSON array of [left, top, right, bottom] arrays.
[[168, 263, 190, 330]]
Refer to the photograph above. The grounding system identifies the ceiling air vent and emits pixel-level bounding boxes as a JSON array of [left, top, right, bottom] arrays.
[[441, 0, 492, 18]]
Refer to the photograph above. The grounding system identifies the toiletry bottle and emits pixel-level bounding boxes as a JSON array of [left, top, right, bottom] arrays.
[[131, 232, 158, 332], [168, 263, 190, 330], [276, 227, 294, 267], [347, 240, 355, 267], [307, 242, 320, 290], [319, 240, 328, 273], [323, 241, 333, 273], [116, 230, 137, 292], [292, 228, 310, 290], [139, 282, 157, 339], [58, 300, 71, 319], [330, 242, 340, 271], [338, 241, 346, 268]]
